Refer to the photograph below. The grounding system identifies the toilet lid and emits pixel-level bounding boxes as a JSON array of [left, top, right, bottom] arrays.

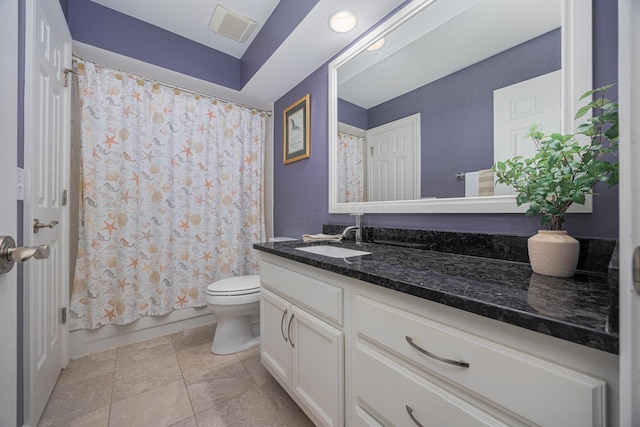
[[206, 275, 261, 296]]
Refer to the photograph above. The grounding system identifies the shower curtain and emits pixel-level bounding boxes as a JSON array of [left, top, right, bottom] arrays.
[[70, 61, 266, 330], [337, 131, 365, 203]]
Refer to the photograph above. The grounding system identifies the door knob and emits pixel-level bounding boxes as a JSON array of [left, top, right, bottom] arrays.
[[0, 235, 50, 274], [33, 218, 59, 233]]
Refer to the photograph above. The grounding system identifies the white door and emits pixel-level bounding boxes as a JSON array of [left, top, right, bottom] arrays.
[[366, 114, 421, 202], [0, 1, 19, 425], [493, 70, 561, 195], [24, 0, 71, 425], [618, 0, 640, 424]]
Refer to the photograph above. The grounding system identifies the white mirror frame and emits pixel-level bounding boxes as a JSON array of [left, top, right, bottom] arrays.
[[328, 0, 592, 214]]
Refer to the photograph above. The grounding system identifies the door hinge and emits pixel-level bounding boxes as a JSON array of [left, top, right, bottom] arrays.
[[61, 307, 67, 324], [62, 189, 68, 206]]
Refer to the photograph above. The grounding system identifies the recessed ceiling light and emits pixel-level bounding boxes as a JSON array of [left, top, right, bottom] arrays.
[[328, 10, 357, 33], [366, 38, 386, 51]]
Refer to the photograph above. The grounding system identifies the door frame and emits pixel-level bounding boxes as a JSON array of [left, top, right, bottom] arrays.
[[0, 0, 19, 425], [618, 0, 640, 424]]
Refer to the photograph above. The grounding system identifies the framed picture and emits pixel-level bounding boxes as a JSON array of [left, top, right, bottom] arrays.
[[283, 94, 310, 164]]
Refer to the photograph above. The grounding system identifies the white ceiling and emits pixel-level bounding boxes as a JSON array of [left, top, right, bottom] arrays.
[[89, 0, 281, 58], [84, 0, 406, 108]]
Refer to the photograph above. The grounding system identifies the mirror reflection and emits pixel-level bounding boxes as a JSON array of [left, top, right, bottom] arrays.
[[335, 0, 561, 203]]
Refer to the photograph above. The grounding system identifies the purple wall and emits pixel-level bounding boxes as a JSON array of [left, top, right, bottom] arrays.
[[58, 0, 69, 20], [274, 67, 335, 238], [273, 1, 619, 239], [67, 0, 242, 90], [338, 98, 368, 130]]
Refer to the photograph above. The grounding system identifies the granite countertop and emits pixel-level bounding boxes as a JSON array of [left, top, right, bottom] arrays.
[[253, 239, 618, 354]]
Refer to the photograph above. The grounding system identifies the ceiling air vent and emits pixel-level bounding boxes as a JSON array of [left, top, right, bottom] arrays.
[[208, 5, 257, 43]]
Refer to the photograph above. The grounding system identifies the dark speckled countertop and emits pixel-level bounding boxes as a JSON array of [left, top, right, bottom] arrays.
[[253, 239, 618, 354]]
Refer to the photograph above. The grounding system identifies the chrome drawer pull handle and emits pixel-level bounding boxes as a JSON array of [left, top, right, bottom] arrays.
[[405, 336, 470, 368], [287, 313, 295, 348], [405, 405, 424, 427], [280, 309, 288, 342]]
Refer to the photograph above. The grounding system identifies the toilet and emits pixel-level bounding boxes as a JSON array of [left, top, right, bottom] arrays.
[[206, 275, 261, 355], [206, 238, 298, 355]]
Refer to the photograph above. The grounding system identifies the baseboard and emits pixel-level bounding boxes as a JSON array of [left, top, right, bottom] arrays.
[[69, 307, 216, 358]]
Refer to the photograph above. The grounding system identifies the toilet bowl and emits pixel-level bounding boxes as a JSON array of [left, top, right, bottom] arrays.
[[206, 275, 261, 355]]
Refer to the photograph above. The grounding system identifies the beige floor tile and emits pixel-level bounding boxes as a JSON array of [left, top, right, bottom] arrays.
[[176, 342, 237, 377], [234, 345, 260, 361], [116, 339, 176, 369], [41, 326, 312, 427], [112, 349, 183, 402], [117, 334, 173, 353], [260, 377, 315, 427], [57, 349, 117, 386], [39, 372, 113, 424], [38, 404, 110, 427], [195, 386, 286, 427], [237, 347, 273, 386], [171, 323, 216, 351], [109, 380, 193, 427], [113, 339, 183, 402], [184, 359, 257, 413], [168, 415, 198, 427]]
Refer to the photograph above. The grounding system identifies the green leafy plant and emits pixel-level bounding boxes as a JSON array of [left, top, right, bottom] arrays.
[[492, 85, 618, 230]]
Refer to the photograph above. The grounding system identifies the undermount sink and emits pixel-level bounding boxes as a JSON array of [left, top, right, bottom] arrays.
[[295, 245, 372, 258]]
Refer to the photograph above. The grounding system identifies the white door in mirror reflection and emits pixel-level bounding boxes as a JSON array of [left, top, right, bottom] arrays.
[[493, 70, 561, 195], [367, 113, 421, 202]]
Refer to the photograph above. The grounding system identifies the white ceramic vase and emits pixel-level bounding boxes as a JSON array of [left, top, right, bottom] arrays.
[[527, 230, 580, 277]]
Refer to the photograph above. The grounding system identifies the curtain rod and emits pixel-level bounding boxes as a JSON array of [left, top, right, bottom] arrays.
[[71, 55, 273, 117]]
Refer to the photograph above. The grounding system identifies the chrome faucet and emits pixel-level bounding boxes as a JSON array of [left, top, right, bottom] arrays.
[[342, 213, 363, 246]]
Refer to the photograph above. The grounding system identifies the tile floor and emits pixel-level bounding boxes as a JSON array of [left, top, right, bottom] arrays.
[[38, 324, 315, 427]]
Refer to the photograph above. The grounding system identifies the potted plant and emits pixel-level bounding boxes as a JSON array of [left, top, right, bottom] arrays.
[[492, 85, 618, 277]]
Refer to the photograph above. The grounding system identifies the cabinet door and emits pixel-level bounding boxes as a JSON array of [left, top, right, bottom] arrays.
[[291, 306, 344, 427], [261, 288, 292, 386]]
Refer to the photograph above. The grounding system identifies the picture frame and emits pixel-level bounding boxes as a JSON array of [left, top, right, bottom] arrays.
[[283, 94, 310, 164]]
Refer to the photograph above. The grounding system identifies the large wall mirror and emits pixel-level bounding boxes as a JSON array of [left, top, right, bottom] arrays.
[[328, 0, 592, 214]]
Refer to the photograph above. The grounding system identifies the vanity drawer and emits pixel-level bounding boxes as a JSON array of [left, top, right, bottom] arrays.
[[260, 260, 343, 325], [354, 295, 606, 427], [355, 343, 511, 427]]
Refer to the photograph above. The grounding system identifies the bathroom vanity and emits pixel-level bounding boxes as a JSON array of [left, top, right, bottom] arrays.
[[255, 234, 618, 427]]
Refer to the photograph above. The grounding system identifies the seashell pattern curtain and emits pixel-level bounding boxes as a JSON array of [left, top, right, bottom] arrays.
[[337, 131, 365, 203], [70, 60, 266, 330]]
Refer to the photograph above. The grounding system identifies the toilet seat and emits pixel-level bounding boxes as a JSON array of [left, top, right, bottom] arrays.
[[206, 275, 260, 296]]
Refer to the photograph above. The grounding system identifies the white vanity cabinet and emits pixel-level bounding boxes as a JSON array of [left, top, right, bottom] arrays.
[[260, 258, 346, 427], [258, 253, 618, 427]]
